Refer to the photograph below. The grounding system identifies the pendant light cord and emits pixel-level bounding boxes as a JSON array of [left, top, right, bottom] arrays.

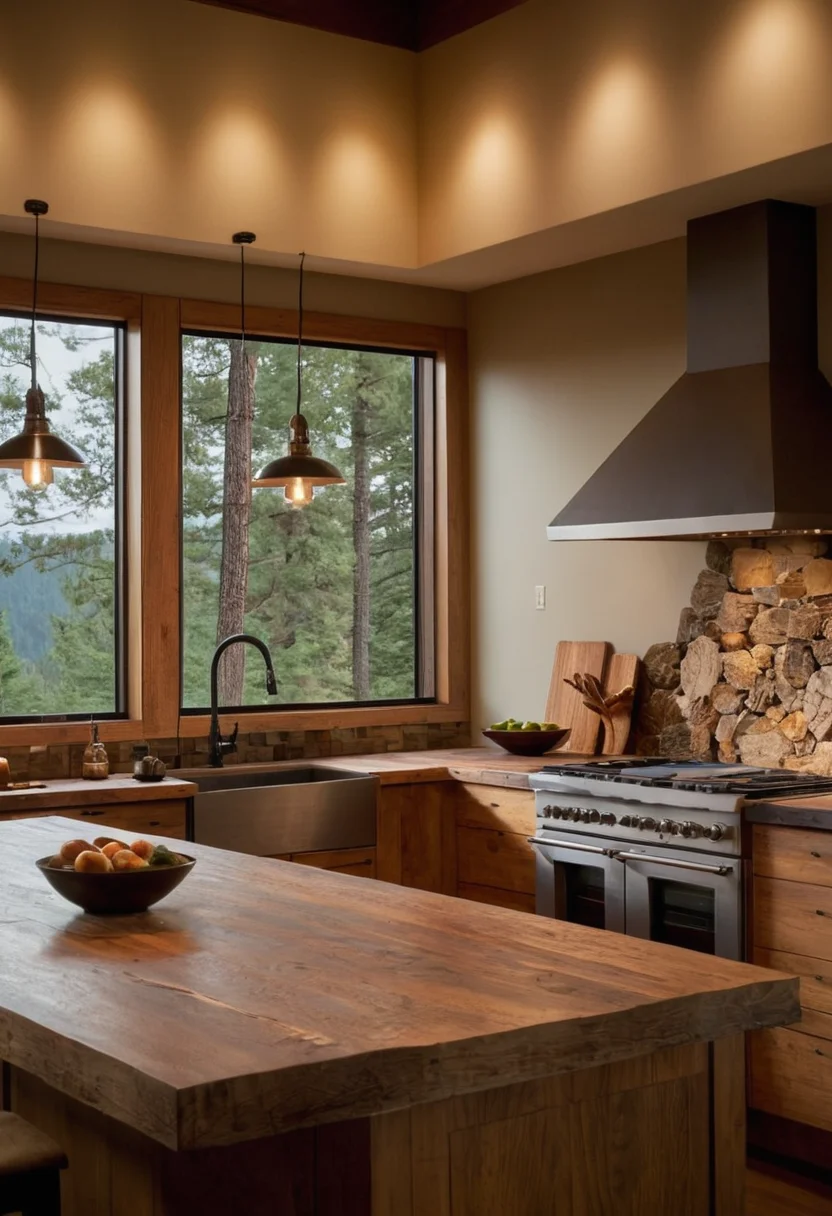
[[240, 241, 246, 351], [296, 252, 306, 413], [30, 211, 39, 391]]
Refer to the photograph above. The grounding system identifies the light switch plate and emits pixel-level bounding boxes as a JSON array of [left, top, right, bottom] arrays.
[[535, 585, 546, 610]]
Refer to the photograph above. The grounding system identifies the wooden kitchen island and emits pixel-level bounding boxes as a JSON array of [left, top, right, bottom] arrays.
[[0, 817, 798, 1215]]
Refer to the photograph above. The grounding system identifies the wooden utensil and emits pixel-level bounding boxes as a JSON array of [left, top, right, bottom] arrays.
[[544, 642, 611, 753], [601, 653, 640, 755]]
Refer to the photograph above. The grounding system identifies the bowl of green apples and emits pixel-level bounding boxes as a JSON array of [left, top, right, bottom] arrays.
[[482, 719, 571, 756]]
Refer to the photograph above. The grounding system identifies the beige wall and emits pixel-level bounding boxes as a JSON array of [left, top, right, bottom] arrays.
[[468, 204, 832, 730], [420, 0, 832, 264], [0, 233, 465, 329], [1, 0, 418, 268]]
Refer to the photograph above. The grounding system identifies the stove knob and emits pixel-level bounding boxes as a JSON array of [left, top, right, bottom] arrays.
[[638, 817, 657, 831], [658, 819, 674, 835], [542, 805, 553, 818], [580, 809, 594, 823], [600, 811, 617, 826], [706, 823, 726, 842], [680, 821, 702, 839], [588, 809, 601, 823], [619, 815, 634, 828]]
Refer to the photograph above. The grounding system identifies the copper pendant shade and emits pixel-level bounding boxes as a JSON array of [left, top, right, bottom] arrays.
[[252, 251, 346, 508], [0, 200, 86, 489]]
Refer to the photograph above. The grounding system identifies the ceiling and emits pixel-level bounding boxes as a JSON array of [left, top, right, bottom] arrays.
[[187, 0, 529, 50]]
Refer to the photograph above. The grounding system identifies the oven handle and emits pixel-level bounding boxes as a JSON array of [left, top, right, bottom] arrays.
[[614, 851, 734, 877], [528, 837, 618, 857]]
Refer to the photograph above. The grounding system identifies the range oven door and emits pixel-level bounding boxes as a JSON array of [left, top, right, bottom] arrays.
[[531, 831, 625, 934], [617, 843, 742, 960]]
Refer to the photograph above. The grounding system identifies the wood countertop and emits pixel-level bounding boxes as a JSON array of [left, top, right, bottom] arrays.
[[184, 748, 596, 789], [0, 815, 798, 1152], [745, 791, 832, 830], [0, 774, 197, 814]]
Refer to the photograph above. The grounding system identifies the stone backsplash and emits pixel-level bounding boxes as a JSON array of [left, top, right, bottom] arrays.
[[3, 721, 471, 782], [635, 537, 832, 773]]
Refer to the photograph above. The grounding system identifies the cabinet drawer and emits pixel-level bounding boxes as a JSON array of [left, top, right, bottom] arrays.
[[10, 801, 188, 840], [753, 876, 832, 960], [754, 947, 832, 1024], [455, 784, 535, 835], [292, 847, 376, 878], [750, 1026, 832, 1132], [456, 826, 535, 895], [753, 825, 832, 886]]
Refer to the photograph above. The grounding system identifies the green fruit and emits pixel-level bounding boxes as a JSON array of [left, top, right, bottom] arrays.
[[521, 721, 541, 731], [490, 719, 510, 731], [149, 844, 181, 868], [541, 721, 560, 731], [507, 720, 523, 731]]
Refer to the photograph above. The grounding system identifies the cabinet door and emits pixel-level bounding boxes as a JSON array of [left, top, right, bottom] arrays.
[[753, 825, 832, 887], [9, 800, 188, 840], [376, 782, 456, 893], [292, 847, 376, 878], [750, 1027, 832, 1133]]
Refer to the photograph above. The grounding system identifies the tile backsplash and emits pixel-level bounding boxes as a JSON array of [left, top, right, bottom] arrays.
[[6, 721, 472, 781]]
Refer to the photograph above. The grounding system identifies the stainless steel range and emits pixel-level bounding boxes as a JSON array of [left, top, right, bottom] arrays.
[[528, 760, 832, 960]]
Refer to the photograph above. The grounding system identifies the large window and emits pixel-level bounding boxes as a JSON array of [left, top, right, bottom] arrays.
[[0, 313, 123, 719], [181, 333, 434, 711]]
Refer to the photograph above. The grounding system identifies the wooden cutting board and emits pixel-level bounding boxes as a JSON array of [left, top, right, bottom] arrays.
[[600, 653, 640, 755], [545, 642, 611, 754]]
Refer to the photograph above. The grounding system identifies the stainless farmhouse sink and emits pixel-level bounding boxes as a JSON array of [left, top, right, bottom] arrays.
[[189, 766, 377, 856]]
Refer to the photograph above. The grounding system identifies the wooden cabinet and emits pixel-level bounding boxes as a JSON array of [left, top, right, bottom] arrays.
[[376, 781, 456, 894], [5, 800, 188, 840], [750, 824, 832, 1132], [454, 784, 535, 912]]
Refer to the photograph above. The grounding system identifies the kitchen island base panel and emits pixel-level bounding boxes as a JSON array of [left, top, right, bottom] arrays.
[[9, 1041, 736, 1216]]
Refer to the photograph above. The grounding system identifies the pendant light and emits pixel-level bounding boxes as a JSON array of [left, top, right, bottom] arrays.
[[252, 252, 345, 508], [0, 200, 86, 489]]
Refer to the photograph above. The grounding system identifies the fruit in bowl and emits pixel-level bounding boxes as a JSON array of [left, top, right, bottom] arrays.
[[37, 837, 195, 914], [483, 719, 571, 756]]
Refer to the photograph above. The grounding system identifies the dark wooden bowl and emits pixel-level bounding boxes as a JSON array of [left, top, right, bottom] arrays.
[[36, 855, 196, 914], [482, 728, 571, 756]]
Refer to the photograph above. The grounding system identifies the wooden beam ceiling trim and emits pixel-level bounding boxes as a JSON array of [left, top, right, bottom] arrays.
[[188, 0, 528, 50]]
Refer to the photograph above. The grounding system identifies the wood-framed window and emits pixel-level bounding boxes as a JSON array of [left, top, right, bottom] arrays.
[[0, 280, 468, 744]]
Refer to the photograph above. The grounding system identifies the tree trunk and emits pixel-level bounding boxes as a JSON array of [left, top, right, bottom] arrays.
[[216, 340, 257, 704], [352, 388, 371, 701]]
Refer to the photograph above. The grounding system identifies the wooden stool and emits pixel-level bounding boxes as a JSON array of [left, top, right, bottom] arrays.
[[0, 1111, 67, 1215]]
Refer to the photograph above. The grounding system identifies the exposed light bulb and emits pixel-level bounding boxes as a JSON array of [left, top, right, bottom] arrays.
[[22, 458, 53, 489], [284, 477, 314, 508]]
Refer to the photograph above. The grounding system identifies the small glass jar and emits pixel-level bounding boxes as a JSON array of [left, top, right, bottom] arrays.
[[82, 721, 109, 781]]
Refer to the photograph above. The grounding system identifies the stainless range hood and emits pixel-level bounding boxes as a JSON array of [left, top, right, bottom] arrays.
[[548, 200, 832, 540]]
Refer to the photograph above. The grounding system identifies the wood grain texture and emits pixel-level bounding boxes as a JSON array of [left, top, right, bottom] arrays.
[[753, 875, 832, 960], [0, 275, 141, 324], [754, 947, 832, 1019], [0, 816, 798, 1151], [600, 653, 640, 755], [378, 1045, 712, 1216], [746, 794, 832, 831], [376, 783, 456, 893], [140, 295, 182, 738], [0, 777, 195, 814], [711, 1035, 747, 1216], [750, 1027, 832, 1132], [545, 641, 611, 754], [753, 824, 832, 885], [456, 824, 535, 895], [453, 783, 535, 835]]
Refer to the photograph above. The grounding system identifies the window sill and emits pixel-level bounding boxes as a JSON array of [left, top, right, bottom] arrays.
[[0, 721, 144, 748], [177, 703, 468, 737]]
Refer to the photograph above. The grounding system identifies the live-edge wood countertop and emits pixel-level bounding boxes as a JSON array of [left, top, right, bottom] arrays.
[[0, 774, 197, 813], [0, 815, 798, 1152], [744, 791, 832, 830]]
